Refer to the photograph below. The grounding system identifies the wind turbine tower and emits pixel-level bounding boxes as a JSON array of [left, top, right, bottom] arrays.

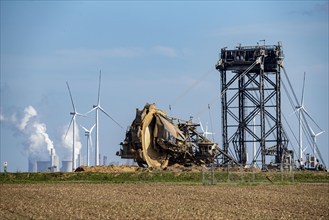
[[310, 128, 325, 165], [86, 71, 123, 166], [65, 82, 85, 171], [80, 124, 95, 166], [295, 72, 306, 163]]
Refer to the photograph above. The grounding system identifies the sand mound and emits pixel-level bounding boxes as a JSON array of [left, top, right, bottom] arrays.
[[75, 165, 140, 173], [74, 164, 263, 173]]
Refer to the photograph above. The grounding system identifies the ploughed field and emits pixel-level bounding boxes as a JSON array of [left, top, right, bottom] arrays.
[[0, 183, 328, 219]]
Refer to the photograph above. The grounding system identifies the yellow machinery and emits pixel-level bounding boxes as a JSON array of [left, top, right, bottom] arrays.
[[117, 103, 218, 168]]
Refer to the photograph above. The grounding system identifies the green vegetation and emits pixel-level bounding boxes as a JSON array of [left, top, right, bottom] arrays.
[[0, 170, 328, 184]]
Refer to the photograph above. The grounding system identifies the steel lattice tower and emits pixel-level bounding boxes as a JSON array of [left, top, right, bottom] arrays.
[[215, 42, 289, 170]]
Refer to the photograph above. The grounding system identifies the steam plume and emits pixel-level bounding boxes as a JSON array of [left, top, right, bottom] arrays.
[[8, 106, 56, 160], [18, 105, 37, 130], [61, 123, 82, 161]]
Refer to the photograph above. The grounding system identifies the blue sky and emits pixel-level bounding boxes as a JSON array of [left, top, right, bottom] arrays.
[[1, 1, 328, 172]]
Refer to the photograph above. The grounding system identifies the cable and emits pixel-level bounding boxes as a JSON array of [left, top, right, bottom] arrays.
[[281, 66, 326, 167], [281, 66, 301, 107], [171, 68, 215, 107]]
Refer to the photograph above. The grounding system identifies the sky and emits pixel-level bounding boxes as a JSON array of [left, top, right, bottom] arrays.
[[1, 1, 328, 172]]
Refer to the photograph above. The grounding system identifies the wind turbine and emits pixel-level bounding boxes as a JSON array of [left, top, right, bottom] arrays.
[[305, 121, 325, 167], [80, 124, 96, 166], [295, 72, 325, 168], [86, 71, 123, 166], [65, 82, 86, 171], [199, 119, 215, 139], [295, 72, 306, 163]]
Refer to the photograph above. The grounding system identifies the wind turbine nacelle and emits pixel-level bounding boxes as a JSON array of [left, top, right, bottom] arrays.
[[70, 112, 75, 115]]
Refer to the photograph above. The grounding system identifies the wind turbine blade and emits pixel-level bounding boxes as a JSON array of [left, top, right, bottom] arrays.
[[315, 130, 325, 137], [308, 125, 315, 136], [80, 125, 88, 132], [198, 118, 205, 133], [97, 70, 101, 106], [65, 117, 74, 140], [85, 107, 97, 115], [76, 112, 89, 118], [303, 109, 323, 131], [301, 72, 306, 106], [66, 82, 76, 112], [99, 106, 123, 129], [302, 146, 308, 153], [90, 124, 96, 133], [290, 108, 300, 117]]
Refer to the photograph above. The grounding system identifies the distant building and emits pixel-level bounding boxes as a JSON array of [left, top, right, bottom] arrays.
[[37, 161, 51, 172], [28, 159, 37, 172], [61, 161, 73, 172], [103, 156, 107, 166]]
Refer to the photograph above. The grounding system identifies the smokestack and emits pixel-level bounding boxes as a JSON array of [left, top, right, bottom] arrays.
[[50, 148, 53, 169], [53, 155, 59, 172], [49, 148, 59, 172]]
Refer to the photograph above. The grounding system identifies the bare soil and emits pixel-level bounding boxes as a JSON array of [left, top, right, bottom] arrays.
[[75, 165, 141, 172], [0, 183, 328, 219], [74, 164, 259, 173]]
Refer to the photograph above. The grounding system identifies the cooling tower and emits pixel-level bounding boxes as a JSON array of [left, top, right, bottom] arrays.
[[61, 161, 73, 172], [28, 159, 37, 172], [103, 156, 107, 166], [37, 161, 51, 172]]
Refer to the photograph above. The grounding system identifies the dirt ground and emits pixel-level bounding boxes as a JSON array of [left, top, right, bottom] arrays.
[[75, 164, 208, 172], [0, 183, 328, 219], [74, 164, 258, 173]]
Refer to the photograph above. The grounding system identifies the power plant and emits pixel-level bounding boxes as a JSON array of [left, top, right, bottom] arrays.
[[28, 149, 59, 172]]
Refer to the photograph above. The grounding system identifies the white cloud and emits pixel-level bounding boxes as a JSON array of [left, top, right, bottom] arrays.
[[151, 45, 177, 57], [58, 46, 179, 59], [10, 113, 17, 123], [208, 21, 327, 40], [56, 47, 145, 59], [289, 2, 329, 16], [0, 112, 18, 124]]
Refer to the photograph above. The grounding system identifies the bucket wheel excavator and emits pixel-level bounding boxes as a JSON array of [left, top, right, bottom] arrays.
[[117, 103, 219, 169]]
